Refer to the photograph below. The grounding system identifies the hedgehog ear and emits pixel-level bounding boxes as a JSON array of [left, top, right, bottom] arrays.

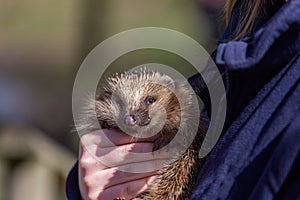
[[160, 74, 175, 91]]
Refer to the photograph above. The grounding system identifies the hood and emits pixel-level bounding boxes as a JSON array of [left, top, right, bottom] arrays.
[[189, 0, 300, 131], [217, 0, 300, 70]]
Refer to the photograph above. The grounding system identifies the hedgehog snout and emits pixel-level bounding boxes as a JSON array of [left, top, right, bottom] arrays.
[[124, 108, 151, 127], [125, 114, 137, 126]]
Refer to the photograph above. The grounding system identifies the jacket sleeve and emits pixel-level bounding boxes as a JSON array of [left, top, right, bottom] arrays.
[[65, 161, 82, 200]]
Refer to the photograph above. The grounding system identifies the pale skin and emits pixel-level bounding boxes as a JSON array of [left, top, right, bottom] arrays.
[[78, 129, 174, 200]]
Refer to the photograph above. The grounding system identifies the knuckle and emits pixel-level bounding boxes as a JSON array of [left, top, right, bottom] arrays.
[[120, 184, 133, 198], [83, 178, 104, 200], [79, 153, 95, 169], [87, 192, 98, 200], [82, 173, 95, 188], [119, 143, 134, 158], [82, 178, 91, 189]]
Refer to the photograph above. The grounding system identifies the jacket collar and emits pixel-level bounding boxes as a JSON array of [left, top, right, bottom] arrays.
[[217, 0, 300, 70]]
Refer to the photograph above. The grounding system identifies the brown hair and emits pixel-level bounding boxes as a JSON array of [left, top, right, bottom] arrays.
[[225, 0, 285, 40]]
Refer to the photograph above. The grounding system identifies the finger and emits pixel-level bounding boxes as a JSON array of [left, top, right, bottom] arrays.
[[97, 159, 166, 189], [80, 129, 132, 148], [98, 175, 157, 200], [80, 157, 165, 188], [81, 129, 161, 148], [79, 155, 158, 199], [80, 141, 176, 170], [96, 142, 176, 167], [79, 147, 167, 189], [79, 143, 109, 171], [79, 147, 157, 186], [97, 162, 160, 189]]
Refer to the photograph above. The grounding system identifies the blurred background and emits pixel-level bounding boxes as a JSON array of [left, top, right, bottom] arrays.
[[0, 0, 226, 199]]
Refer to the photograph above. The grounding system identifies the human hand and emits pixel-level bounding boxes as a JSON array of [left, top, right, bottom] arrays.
[[78, 129, 174, 200]]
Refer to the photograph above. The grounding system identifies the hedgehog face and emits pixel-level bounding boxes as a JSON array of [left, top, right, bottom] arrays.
[[124, 95, 154, 127], [106, 72, 176, 137], [94, 70, 184, 138], [111, 85, 169, 137]]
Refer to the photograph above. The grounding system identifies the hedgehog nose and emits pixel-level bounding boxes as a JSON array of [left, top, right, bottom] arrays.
[[125, 114, 137, 126]]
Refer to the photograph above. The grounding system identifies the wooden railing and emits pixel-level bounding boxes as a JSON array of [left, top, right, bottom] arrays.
[[0, 125, 76, 200]]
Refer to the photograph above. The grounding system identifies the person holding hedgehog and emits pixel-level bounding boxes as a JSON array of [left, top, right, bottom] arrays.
[[66, 0, 300, 199]]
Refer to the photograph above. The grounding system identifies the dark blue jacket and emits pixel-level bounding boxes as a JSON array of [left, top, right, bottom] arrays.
[[66, 0, 300, 199], [189, 0, 300, 199]]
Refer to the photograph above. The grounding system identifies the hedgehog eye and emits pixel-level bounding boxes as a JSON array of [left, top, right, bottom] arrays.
[[145, 96, 155, 105]]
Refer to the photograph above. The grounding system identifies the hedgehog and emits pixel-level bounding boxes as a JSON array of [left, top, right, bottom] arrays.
[[84, 69, 206, 200]]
